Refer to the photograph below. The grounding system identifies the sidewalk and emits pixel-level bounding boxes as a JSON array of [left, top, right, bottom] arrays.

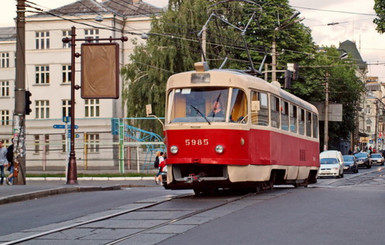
[[0, 176, 157, 205]]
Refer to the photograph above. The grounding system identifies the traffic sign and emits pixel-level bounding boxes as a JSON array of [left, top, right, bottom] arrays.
[[67, 131, 79, 138], [67, 124, 79, 129], [63, 116, 70, 123], [53, 124, 65, 129]]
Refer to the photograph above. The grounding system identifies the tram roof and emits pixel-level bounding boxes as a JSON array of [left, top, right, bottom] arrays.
[[167, 69, 318, 113]]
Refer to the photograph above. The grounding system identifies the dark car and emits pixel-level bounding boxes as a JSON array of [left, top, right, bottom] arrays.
[[354, 152, 371, 169], [369, 153, 385, 166], [343, 155, 359, 173]]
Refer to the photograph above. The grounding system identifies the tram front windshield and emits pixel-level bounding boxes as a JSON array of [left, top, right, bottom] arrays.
[[168, 87, 247, 124]]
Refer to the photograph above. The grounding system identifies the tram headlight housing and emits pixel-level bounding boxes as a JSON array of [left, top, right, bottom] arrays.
[[215, 145, 224, 154], [170, 145, 178, 154]]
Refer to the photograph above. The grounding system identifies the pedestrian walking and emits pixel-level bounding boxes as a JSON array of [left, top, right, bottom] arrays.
[[6, 137, 14, 185], [0, 140, 8, 185], [155, 152, 165, 185]]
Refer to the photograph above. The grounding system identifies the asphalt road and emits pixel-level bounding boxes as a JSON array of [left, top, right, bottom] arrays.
[[1, 166, 385, 245], [0, 187, 191, 237]]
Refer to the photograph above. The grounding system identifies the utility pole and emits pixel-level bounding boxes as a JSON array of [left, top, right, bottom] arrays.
[[271, 33, 277, 82], [375, 101, 379, 150], [201, 26, 206, 62], [324, 72, 329, 151], [14, 0, 26, 184], [271, 12, 300, 83]]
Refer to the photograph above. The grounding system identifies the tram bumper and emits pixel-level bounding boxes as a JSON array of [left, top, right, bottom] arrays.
[[166, 164, 230, 189]]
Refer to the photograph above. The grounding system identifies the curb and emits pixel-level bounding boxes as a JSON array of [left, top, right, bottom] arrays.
[[0, 185, 122, 205], [26, 177, 154, 181]]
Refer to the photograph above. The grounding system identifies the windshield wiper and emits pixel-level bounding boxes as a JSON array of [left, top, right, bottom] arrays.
[[190, 105, 211, 125]]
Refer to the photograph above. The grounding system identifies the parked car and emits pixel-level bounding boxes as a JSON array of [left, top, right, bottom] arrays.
[[318, 150, 344, 178], [354, 152, 371, 168], [369, 153, 385, 166], [342, 155, 359, 173]]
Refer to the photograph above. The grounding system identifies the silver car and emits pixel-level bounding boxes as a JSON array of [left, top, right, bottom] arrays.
[[369, 153, 385, 166]]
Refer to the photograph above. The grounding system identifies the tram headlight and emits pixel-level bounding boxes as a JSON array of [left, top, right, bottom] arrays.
[[170, 145, 178, 154], [215, 145, 224, 154]]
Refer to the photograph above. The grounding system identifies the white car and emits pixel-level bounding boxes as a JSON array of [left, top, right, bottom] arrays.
[[318, 150, 344, 178], [369, 153, 385, 166]]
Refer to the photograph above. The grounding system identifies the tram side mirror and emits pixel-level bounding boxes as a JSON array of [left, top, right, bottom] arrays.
[[146, 104, 152, 116], [251, 101, 260, 112]]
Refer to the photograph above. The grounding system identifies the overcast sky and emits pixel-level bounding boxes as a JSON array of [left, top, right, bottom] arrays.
[[1, 0, 383, 79]]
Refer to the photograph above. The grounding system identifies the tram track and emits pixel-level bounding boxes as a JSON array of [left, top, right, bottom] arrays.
[[9, 168, 382, 245], [2, 193, 188, 245], [105, 191, 257, 245], [4, 188, 292, 244]]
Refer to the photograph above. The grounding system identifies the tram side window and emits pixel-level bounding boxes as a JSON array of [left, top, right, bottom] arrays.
[[299, 108, 305, 135], [271, 96, 280, 128], [230, 88, 248, 123], [251, 91, 269, 126], [290, 104, 297, 133], [306, 111, 312, 137], [281, 100, 289, 131], [313, 113, 318, 138]]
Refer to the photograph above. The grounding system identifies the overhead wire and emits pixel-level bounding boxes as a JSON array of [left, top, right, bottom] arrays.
[[291, 6, 376, 16], [23, 1, 383, 75]]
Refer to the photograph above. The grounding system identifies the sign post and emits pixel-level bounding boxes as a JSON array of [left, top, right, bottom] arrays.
[[62, 26, 127, 184]]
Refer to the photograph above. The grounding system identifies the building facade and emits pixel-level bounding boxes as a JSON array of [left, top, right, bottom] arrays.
[[0, 0, 161, 171]]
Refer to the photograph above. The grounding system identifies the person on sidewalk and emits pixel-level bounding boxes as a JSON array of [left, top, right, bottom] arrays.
[[155, 152, 165, 185], [0, 140, 8, 185], [6, 138, 14, 185]]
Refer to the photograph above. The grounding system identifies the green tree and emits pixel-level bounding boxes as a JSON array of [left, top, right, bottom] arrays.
[[290, 47, 364, 149], [121, 0, 362, 148], [121, 0, 244, 132], [374, 0, 385, 33]]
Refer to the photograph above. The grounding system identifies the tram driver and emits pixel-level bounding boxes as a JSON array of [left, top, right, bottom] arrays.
[[209, 99, 224, 118]]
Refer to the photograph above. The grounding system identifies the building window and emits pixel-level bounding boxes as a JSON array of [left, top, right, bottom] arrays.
[[35, 66, 50, 84], [0, 53, 9, 68], [0, 110, 9, 125], [62, 99, 71, 118], [61, 134, 66, 152], [44, 134, 49, 153], [34, 135, 39, 153], [88, 133, 99, 153], [85, 99, 100, 117], [84, 29, 99, 43], [0, 81, 9, 96], [62, 30, 71, 48], [62, 65, 71, 83], [35, 100, 49, 119], [35, 31, 50, 49]]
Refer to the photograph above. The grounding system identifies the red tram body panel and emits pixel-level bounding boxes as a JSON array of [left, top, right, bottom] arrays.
[[163, 63, 320, 192], [166, 129, 318, 167]]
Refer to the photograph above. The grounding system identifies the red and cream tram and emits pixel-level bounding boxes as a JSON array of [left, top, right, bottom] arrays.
[[164, 62, 319, 193]]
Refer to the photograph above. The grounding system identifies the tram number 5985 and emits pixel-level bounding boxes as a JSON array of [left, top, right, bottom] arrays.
[[185, 139, 209, 146]]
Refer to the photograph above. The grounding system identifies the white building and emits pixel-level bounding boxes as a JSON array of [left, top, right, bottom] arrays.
[[0, 0, 162, 172]]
